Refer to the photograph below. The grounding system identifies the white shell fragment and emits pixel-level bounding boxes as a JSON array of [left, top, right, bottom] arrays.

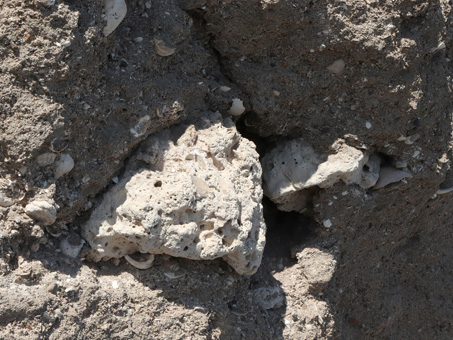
[[37, 153, 56, 167], [24, 200, 57, 225], [327, 59, 345, 74], [154, 39, 176, 57], [373, 166, 412, 189], [130, 115, 151, 138], [55, 154, 74, 179], [103, 0, 127, 36], [124, 254, 155, 270], [228, 98, 246, 116]]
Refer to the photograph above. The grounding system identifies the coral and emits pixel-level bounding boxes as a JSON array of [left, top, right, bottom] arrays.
[[261, 138, 379, 212], [83, 113, 266, 275]]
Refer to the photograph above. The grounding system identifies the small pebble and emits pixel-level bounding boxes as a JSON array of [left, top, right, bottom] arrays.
[[54, 308, 63, 318], [134, 37, 143, 43], [25, 200, 57, 225], [37, 153, 56, 166], [365, 122, 372, 129], [323, 219, 332, 228]]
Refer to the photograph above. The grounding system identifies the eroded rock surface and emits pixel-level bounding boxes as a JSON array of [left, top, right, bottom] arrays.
[[83, 113, 266, 275], [262, 138, 380, 212]]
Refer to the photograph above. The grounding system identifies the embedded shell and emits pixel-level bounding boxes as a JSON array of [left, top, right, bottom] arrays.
[[154, 39, 176, 57]]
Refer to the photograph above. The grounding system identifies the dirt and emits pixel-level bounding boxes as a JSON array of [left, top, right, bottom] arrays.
[[1, 0, 453, 339]]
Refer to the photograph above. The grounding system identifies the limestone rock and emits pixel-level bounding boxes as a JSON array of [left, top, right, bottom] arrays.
[[82, 113, 266, 275], [24, 200, 57, 225], [261, 138, 379, 212]]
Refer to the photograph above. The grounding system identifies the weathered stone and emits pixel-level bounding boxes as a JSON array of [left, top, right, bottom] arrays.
[[261, 138, 379, 212], [24, 200, 57, 225], [82, 113, 266, 275], [36, 153, 56, 167]]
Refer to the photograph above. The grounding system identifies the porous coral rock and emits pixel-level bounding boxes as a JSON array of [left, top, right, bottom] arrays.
[[262, 138, 378, 212], [82, 113, 265, 275]]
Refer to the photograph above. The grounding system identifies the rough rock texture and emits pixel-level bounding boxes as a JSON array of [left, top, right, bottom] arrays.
[[83, 113, 266, 275], [2, 0, 453, 339], [262, 138, 379, 212]]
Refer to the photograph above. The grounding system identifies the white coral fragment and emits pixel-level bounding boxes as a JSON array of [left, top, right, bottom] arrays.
[[83, 113, 266, 275], [103, 0, 127, 36]]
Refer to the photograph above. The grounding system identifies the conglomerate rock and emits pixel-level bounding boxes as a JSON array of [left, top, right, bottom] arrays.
[[83, 113, 266, 275]]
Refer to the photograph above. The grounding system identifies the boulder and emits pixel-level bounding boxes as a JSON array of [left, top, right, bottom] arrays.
[[83, 113, 266, 275]]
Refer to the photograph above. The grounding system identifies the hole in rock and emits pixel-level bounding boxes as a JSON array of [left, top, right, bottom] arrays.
[[262, 198, 315, 267], [235, 114, 317, 269]]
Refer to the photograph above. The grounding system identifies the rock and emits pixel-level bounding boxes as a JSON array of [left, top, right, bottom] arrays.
[[59, 233, 84, 258], [253, 286, 285, 310], [24, 200, 57, 225], [37, 152, 56, 166], [0, 192, 14, 207], [103, 0, 127, 36], [55, 154, 74, 179], [261, 138, 378, 212], [297, 248, 336, 294], [82, 112, 266, 275]]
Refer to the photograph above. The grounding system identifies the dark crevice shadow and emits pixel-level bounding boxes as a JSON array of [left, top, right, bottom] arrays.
[[262, 197, 316, 268]]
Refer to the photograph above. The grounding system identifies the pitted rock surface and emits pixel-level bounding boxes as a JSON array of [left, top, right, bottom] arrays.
[[83, 113, 265, 275]]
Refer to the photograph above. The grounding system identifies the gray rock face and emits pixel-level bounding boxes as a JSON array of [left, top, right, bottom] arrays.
[[83, 113, 266, 275]]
